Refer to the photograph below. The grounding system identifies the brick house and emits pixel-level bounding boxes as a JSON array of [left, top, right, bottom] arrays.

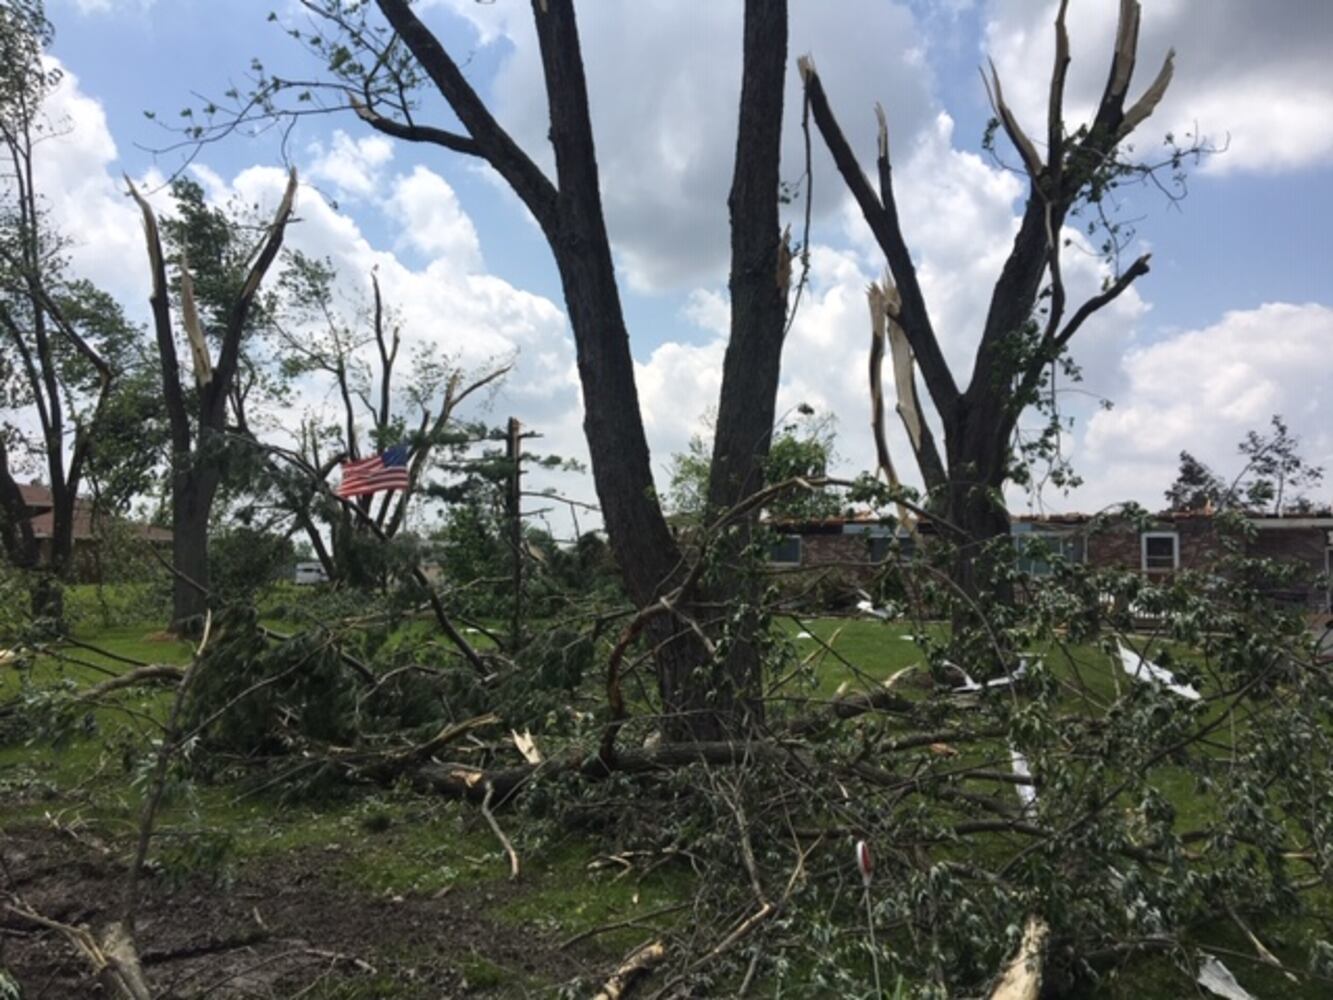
[[768, 509, 1333, 612], [1015, 511, 1333, 611], [765, 514, 911, 571], [9, 483, 173, 582]]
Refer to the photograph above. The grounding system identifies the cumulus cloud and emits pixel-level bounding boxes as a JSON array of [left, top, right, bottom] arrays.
[[984, 0, 1333, 174], [17, 60, 591, 524], [306, 130, 395, 202], [207, 166, 583, 480], [385, 165, 484, 272], [1073, 302, 1333, 509], [25, 60, 152, 308], [429, 0, 939, 292], [633, 105, 1150, 498]]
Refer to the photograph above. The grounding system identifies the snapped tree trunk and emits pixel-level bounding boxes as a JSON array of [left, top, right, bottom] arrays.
[[803, 0, 1172, 631], [128, 170, 297, 634]]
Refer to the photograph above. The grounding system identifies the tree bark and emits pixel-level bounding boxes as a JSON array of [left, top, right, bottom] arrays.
[[169, 466, 217, 631], [373, 0, 791, 739], [697, 0, 790, 733], [943, 421, 1013, 649]]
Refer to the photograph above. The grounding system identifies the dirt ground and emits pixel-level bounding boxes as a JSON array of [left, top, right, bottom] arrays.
[[1, 824, 614, 998]]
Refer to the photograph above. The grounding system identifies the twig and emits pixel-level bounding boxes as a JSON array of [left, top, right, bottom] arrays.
[[558, 903, 689, 950], [1225, 902, 1297, 982], [126, 611, 213, 933]]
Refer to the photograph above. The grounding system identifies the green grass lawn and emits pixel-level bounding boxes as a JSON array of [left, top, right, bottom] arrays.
[[2, 609, 1327, 998]]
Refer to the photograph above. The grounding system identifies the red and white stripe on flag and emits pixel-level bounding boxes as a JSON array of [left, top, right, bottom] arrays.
[[336, 444, 411, 499]]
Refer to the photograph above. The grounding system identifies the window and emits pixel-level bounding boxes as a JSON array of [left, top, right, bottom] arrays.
[[768, 535, 801, 565], [869, 533, 915, 564], [1141, 532, 1179, 574], [1014, 532, 1085, 576]]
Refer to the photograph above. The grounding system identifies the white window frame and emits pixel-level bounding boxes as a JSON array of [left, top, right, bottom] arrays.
[[1141, 531, 1179, 573]]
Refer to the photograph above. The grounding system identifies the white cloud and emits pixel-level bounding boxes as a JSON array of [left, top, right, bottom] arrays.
[[680, 289, 729, 338], [431, 0, 940, 292], [1075, 303, 1333, 510], [631, 95, 1154, 495], [216, 166, 582, 477], [385, 165, 484, 272], [984, 1, 1333, 174], [14, 61, 590, 524], [25, 60, 152, 309], [307, 130, 394, 201], [66, 0, 155, 13]]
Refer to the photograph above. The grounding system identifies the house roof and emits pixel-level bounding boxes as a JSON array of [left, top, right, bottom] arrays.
[[26, 507, 173, 544], [770, 508, 1333, 533], [15, 483, 171, 543], [1013, 509, 1333, 528], [18, 482, 53, 509], [765, 511, 900, 532]]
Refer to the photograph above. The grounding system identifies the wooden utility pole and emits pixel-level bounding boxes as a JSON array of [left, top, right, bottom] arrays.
[[506, 417, 523, 651]]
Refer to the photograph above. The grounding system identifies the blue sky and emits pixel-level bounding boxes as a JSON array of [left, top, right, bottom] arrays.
[[29, 0, 1333, 524]]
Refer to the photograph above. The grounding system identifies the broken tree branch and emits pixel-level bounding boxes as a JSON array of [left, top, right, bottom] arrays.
[[593, 939, 668, 1000], [481, 781, 521, 880]]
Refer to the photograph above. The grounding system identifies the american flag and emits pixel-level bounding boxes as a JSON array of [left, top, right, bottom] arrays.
[[336, 444, 411, 499]]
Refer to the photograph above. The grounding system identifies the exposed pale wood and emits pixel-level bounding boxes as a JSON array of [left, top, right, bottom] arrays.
[[73, 664, 185, 702], [481, 781, 520, 879], [178, 248, 213, 387], [866, 280, 900, 488], [989, 916, 1049, 1000], [985, 60, 1044, 182], [885, 291, 925, 452], [592, 940, 667, 1000], [1119, 49, 1175, 138]]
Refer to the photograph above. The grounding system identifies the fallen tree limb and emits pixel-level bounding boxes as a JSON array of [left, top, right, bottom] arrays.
[[329, 713, 501, 784], [989, 916, 1049, 1000], [786, 681, 916, 736], [4, 905, 150, 1000], [416, 740, 800, 804], [593, 939, 668, 1000], [72, 665, 186, 703]]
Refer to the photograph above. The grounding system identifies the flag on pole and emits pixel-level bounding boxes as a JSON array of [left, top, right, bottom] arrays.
[[336, 444, 411, 499]]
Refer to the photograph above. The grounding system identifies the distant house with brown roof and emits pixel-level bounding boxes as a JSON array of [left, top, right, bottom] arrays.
[[12, 483, 172, 582]]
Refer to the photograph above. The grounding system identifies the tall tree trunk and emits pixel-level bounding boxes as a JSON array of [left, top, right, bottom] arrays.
[[0, 460, 59, 624], [35, 483, 77, 624], [943, 403, 1014, 665], [697, 0, 789, 733], [373, 0, 790, 740], [170, 466, 217, 632]]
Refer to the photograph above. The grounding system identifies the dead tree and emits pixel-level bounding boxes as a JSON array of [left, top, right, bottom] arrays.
[[126, 170, 298, 632], [802, 0, 1176, 617]]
